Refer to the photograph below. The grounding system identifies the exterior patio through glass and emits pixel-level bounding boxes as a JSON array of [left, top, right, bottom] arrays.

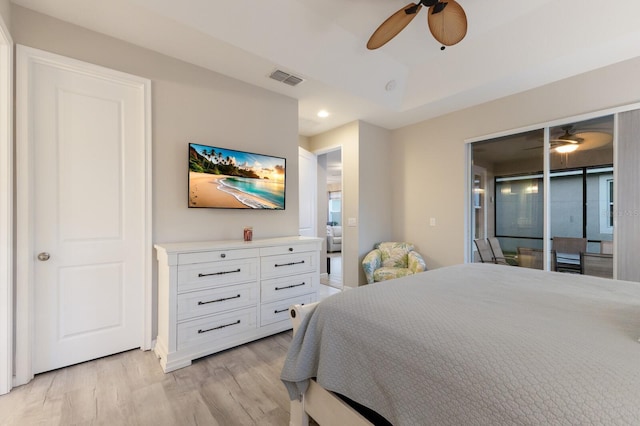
[[495, 167, 613, 256], [470, 114, 614, 276]]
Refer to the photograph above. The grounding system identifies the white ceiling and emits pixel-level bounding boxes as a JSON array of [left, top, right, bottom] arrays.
[[12, 0, 640, 136]]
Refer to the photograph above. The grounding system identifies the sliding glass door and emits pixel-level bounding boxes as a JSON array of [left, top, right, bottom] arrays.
[[472, 129, 544, 267], [470, 115, 614, 277]]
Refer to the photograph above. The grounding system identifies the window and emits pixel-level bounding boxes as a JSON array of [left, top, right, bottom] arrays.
[[328, 191, 341, 225], [598, 174, 614, 234]]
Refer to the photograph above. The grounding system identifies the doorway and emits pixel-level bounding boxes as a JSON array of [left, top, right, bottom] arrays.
[[320, 148, 343, 290]]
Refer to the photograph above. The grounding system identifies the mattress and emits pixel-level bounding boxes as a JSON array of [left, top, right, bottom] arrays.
[[281, 263, 640, 425]]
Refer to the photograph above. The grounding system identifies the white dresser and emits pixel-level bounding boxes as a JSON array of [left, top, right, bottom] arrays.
[[154, 236, 322, 372]]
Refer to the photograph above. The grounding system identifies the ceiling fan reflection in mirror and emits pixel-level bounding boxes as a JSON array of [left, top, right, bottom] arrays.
[[551, 127, 584, 153], [525, 126, 612, 153], [367, 0, 467, 50]]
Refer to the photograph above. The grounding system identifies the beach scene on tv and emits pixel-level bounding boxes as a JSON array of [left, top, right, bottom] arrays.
[[188, 143, 286, 209]]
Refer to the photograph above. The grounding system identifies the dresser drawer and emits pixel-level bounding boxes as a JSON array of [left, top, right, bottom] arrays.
[[261, 251, 317, 279], [177, 307, 257, 350], [261, 294, 314, 326], [259, 242, 318, 257], [178, 258, 258, 292], [177, 283, 257, 321], [178, 248, 259, 265], [261, 273, 317, 303]]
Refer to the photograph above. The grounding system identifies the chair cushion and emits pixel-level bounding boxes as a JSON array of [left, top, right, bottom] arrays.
[[378, 242, 414, 268], [373, 267, 415, 282]]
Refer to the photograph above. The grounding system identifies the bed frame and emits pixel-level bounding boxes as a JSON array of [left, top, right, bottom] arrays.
[[288, 303, 373, 426]]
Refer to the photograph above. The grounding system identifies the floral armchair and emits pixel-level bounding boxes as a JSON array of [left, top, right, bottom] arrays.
[[362, 242, 427, 284]]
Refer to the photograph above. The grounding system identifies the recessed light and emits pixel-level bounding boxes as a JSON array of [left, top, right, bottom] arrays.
[[317, 110, 330, 118]]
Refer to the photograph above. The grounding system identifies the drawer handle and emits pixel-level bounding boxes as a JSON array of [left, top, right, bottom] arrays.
[[275, 303, 304, 314], [275, 260, 305, 268], [275, 282, 305, 291], [198, 320, 241, 334], [198, 268, 241, 277], [197, 294, 241, 305]]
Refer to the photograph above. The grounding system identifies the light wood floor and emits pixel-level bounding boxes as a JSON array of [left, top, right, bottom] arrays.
[[323, 254, 343, 290], [0, 331, 293, 426]]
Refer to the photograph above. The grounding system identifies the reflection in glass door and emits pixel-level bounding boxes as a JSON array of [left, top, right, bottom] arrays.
[[470, 115, 614, 277], [472, 129, 544, 268], [472, 166, 486, 241], [548, 117, 614, 277], [495, 174, 544, 269]]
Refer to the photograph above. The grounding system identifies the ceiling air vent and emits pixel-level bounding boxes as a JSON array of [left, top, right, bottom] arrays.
[[269, 69, 304, 87]]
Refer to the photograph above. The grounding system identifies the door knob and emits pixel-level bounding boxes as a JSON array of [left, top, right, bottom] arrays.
[[37, 252, 50, 261]]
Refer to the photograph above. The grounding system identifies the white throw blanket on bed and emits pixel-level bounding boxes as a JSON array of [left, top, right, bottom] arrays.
[[281, 263, 640, 425]]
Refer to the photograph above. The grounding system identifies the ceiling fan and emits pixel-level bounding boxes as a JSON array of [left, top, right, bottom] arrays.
[[550, 126, 584, 153], [367, 0, 467, 50], [525, 126, 613, 153], [523, 127, 584, 152], [552, 126, 584, 145]]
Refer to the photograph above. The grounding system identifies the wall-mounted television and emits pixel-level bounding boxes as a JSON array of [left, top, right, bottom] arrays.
[[188, 143, 286, 209]]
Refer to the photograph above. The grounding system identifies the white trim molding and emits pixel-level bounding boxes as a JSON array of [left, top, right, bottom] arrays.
[[0, 13, 13, 395]]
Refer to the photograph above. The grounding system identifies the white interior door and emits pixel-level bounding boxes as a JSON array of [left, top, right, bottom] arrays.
[[17, 46, 151, 375], [299, 147, 317, 237]]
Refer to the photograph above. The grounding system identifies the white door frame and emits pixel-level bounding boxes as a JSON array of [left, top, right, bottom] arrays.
[[0, 14, 13, 395], [15, 46, 153, 386], [314, 146, 343, 285], [298, 146, 317, 238]]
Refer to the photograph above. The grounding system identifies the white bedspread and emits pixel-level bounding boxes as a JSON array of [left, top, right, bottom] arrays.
[[281, 263, 640, 425]]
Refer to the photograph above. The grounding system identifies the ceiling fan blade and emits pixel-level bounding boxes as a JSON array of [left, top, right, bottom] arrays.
[[551, 137, 583, 144], [367, 3, 422, 50], [427, 0, 467, 46], [524, 141, 582, 153]]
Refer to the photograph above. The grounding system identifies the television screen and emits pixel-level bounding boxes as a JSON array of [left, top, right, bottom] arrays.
[[188, 143, 286, 209]]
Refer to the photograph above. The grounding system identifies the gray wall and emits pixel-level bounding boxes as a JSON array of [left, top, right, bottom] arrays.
[[357, 122, 393, 281], [0, 0, 9, 31], [12, 6, 300, 245], [308, 121, 393, 286]]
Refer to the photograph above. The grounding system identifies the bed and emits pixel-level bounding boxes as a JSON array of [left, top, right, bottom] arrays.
[[281, 263, 640, 425]]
